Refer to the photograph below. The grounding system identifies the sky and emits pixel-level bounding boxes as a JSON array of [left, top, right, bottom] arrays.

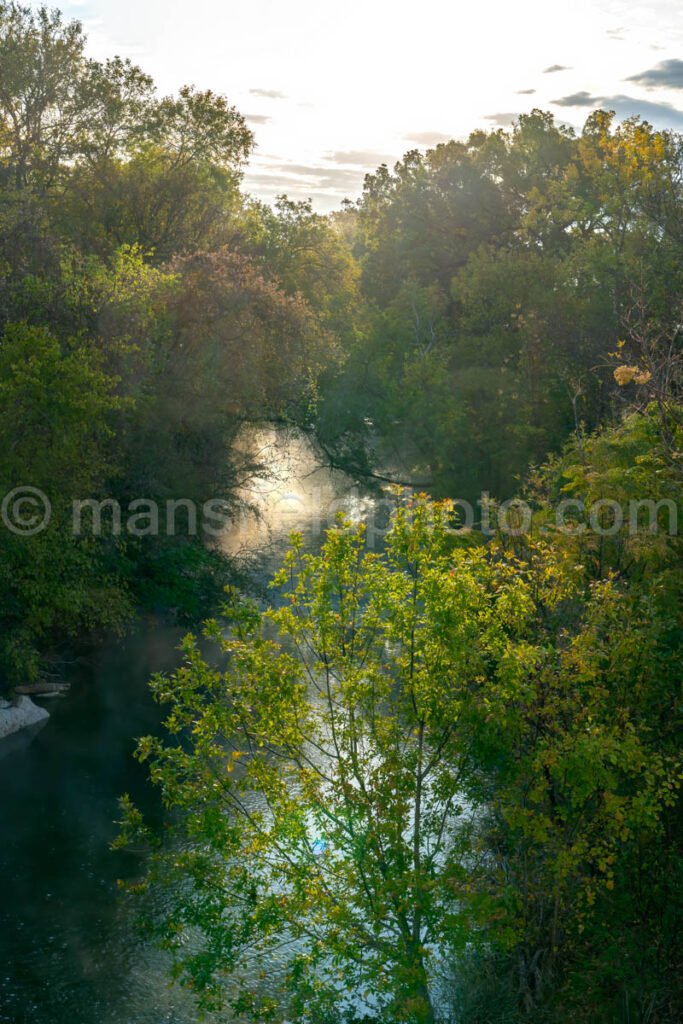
[[41, 0, 683, 211]]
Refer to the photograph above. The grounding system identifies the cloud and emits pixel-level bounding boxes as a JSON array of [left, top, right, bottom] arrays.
[[544, 64, 571, 73], [244, 163, 368, 209], [246, 172, 309, 187], [552, 91, 598, 107], [318, 168, 368, 189], [248, 164, 367, 189], [282, 165, 367, 188], [626, 59, 683, 90], [245, 114, 271, 124], [272, 163, 326, 177], [551, 91, 683, 128], [326, 149, 396, 166], [484, 112, 520, 127], [516, 88, 536, 95], [249, 88, 286, 99], [404, 131, 452, 145], [603, 95, 683, 127]]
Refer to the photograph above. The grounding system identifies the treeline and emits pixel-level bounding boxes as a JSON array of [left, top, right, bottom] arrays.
[[0, 3, 358, 687], [320, 109, 683, 500]]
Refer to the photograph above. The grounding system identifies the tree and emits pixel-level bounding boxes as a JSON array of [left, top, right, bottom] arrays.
[[0, 3, 253, 264], [120, 501, 519, 1023], [0, 322, 131, 687], [59, 87, 253, 261], [500, 407, 683, 1021], [0, 2, 87, 190]]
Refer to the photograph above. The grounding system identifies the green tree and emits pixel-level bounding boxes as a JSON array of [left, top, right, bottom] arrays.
[[0, 3, 252, 265], [0, 322, 130, 686], [0, 2, 90, 190], [120, 502, 515, 1022], [59, 87, 252, 261], [331, 110, 683, 500]]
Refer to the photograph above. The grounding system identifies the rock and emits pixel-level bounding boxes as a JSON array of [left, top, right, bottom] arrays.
[[0, 696, 50, 740]]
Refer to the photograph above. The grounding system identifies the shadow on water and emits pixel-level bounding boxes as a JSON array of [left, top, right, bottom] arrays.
[[0, 625, 194, 1024], [0, 427, 380, 1023]]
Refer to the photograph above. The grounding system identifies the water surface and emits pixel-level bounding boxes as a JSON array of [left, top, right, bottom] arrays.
[[0, 428, 377, 1024]]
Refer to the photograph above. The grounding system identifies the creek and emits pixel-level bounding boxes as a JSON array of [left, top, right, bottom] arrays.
[[0, 428, 379, 1024]]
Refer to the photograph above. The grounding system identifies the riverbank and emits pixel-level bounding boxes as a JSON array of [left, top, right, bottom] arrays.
[[0, 696, 49, 740]]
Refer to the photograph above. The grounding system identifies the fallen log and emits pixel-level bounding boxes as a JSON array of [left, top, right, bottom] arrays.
[[15, 682, 70, 696]]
